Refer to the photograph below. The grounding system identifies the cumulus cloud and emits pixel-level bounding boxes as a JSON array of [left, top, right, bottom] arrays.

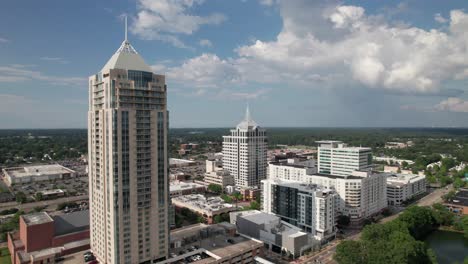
[[434, 97, 468, 112], [166, 1, 468, 96], [434, 13, 448, 23], [166, 53, 241, 89], [259, 0, 276, 6], [199, 39, 213, 47], [0, 64, 85, 86], [132, 0, 226, 48]]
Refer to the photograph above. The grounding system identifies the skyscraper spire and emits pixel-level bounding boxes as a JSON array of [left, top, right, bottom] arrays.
[[245, 104, 251, 122], [124, 15, 128, 42]]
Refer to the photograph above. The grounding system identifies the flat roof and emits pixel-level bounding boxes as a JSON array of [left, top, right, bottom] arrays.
[[53, 210, 89, 236], [22, 212, 53, 226], [4, 164, 74, 178], [170, 182, 206, 192]]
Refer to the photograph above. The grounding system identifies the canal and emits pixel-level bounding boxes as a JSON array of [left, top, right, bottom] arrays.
[[425, 230, 468, 264]]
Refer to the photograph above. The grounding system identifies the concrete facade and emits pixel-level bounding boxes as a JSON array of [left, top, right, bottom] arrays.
[[317, 141, 372, 176], [386, 173, 426, 206]]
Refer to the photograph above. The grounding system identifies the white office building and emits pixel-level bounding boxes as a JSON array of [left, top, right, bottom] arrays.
[[386, 173, 426, 206], [88, 24, 169, 263], [262, 179, 337, 240], [317, 141, 372, 176], [222, 107, 267, 188]]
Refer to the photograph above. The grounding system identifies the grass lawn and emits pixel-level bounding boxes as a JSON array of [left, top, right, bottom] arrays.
[[0, 247, 11, 264]]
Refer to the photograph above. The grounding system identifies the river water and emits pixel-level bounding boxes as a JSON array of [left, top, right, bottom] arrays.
[[425, 230, 468, 264]]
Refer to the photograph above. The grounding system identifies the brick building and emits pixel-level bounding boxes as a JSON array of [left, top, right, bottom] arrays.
[[7, 210, 89, 264]]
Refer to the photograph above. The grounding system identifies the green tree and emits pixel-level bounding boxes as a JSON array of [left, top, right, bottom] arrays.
[[461, 215, 468, 239], [431, 203, 454, 226], [15, 192, 27, 203], [35, 192, 43, 201], [249, 201, 260, 210], [398, 206, 435, 240], [334, 241, 367, 264], [207, 184, 222, 194]]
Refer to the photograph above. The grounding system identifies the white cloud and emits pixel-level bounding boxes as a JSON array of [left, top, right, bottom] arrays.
[[0, 65, 85, 86], [40, 57, 69, 64], [0, 38, 8, 43], [199, 39, 213, 47], [434, 13, 447, 23], [434, 97, 468, 112], [132, 0, 226, 48], [165, 2, 468, 96], [259, 0, 276, 6]]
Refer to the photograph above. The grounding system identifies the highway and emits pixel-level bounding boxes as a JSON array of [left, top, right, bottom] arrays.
[[0, 195, 88, 212]]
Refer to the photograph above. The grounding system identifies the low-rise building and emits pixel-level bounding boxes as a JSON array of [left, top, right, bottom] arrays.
[[262, 179, 337, 240], [230, 210, 319, 258], [160, 223, 264, 264], [7, 210, 89, 264], [386, 173, 426, 206], [170, 181, 206, 198], [3, 164, 76, 187], [169, 158, 197, 168], [445, 189, 468, 215], [40, 189, 66, 200], [172, 194, 236, 224]]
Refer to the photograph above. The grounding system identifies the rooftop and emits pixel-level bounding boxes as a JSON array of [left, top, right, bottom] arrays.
[[53, 210, 89, 236], [236, 106, 261, 130], [101, 40, 152, 73], [447, 190, 468, 207], [4, 164, 75, 178], [22, 212, 53, 226], [170, 181, 206, 192], [172, 194, 234, 214], [386, 173, 425, 185]]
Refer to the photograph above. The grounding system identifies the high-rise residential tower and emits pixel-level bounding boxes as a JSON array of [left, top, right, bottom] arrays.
[[88, 22, 169, 264], [317, 140, 372, 176], [222, 107, 267, 188]]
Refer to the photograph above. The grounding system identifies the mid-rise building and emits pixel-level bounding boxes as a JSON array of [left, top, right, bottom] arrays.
[[317, 141, 372, 176], [268, 158, 316, 182], [386, 173, 426, 206], [222, 107, 267, 187], [171, 194, 235, 224], [303, 171, 387, 222], [88, 26, 169, 263], [204, 159, 235, 188], [261, 179, 337, 240]]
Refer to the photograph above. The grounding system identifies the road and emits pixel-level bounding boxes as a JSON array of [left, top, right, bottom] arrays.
[[0, 195, 88, 212], [297, 185, 453, 264]]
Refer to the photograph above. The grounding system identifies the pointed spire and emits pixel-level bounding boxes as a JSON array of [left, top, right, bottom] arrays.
[[245, 104, 251, 122], [124, 15, 128, 42]]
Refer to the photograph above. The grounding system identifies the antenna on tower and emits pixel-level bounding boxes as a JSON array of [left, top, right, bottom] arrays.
[[124, 15, 128, 42]]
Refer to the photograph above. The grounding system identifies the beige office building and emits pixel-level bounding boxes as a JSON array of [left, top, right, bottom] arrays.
[[88, 30, 169, 263]]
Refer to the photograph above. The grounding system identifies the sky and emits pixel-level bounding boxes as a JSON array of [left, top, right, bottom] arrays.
[[1, 0, 468, 128]]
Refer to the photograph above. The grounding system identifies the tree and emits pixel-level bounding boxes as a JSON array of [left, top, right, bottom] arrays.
[[221, 194, 233, 203], [207, 184, 222, 194], [461, 215, 468, 239], [249, 201, 260, 210], [15, 191, 27, 203], [398, 206, 435, 240], [442, 190, 456, 202], [334, 241, 366, 264], [35, 192, 43, 201], [431, 203, 454, 226]]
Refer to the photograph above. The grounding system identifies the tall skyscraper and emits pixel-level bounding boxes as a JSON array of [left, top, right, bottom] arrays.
[[317, 140, 372, 176], [222, 107, 267, 187], [88, 22, 169, 264]]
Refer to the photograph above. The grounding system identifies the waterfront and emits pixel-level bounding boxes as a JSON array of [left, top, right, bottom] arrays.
[[425, 230, 468, 264]]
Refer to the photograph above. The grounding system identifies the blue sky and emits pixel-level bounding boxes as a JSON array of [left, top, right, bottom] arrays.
[[1, 0, 468, 128]]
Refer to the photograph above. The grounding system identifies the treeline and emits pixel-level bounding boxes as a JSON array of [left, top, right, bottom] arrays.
[[334, 205, 468, 264]]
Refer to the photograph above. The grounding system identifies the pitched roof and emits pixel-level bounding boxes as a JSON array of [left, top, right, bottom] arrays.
[[101, 40, 152, 73]]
